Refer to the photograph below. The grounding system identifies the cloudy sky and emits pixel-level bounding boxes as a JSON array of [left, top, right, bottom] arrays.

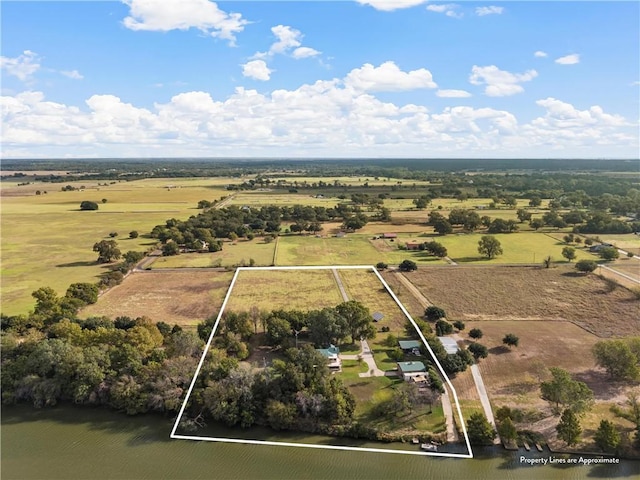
[[1, 1, 638, 159]]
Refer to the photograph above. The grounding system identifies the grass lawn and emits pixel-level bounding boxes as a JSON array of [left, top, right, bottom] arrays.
[[0, 177, 232, 314], [224, 269, 344, 312], [81, 270, 234, 327], [340, 359, 369, 380], [151, 238, 276, 268]]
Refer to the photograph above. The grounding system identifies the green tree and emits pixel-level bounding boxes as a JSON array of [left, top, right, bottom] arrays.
[[556, 408, 582, 446], [530, 218, 545, 231], [498, 417, 518, 443], [599, 246, 619, 261], [469, 328, 483, 339], [335, 300, 376, 344], [265, 399, 296, 430], [80, 201, 98, 211], [399, 259, 418, 272], [467, 412, 496, 445], [93, 240, 121, 263], [575, 259, 598, 273], [376, 262, 388, 270], [592, 339, 640, 381], [129, 230, 139, 239], [65, 283, 99, 305], [423, 241, 448, 258], [425, 306, 446, 321], [162, 242, 180, 256], [516, 209, 532, 223], [540, 367, 594, 415], [468, 342, 488, 360], [453, 320, 465, 331], [433, 218, 453, 235], [502, 333, 519, 348], [594, 419, 620, 453], [561, 246, 577, 262], [266, 316, 292, 346], [529, 196, 542, 207], [478, 235, 503, 259], [308, 308, 348, 347], [435, 320, 453, 336]]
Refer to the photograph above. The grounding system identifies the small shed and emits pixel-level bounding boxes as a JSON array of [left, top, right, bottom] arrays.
[[372, 312, 384, 322], [383, 233, 398, 239], [406, 241, 422, 251], [397, 361, 427, 381], [336, 232, 346, 238], [438, 337, 460, 355], [398, 340, 422, 352]]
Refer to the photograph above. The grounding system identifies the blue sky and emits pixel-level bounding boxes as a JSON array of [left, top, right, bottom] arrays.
[[1, 0, 638, 159]]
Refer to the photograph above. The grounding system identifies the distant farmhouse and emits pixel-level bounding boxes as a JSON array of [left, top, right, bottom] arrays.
[[406, 241, 422, 251]]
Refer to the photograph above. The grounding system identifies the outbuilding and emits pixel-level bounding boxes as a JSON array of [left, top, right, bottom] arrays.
[[437, 337, 460, 355]]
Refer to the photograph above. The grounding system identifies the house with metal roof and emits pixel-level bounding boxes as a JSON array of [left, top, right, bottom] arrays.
[[396, 361, 427, 381], [316, 344, 341, 372]]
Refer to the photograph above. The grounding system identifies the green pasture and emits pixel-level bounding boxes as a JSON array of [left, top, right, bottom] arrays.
[[151, 238, 276, 268], [0, 178, 232, 314], [275, 234, 446, 266], [434, 232, 596, 264], [265, 176, 435, 187], [227, 192, 341, 208]]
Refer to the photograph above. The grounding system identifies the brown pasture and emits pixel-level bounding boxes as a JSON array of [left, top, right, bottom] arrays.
[[81, 270, 234, 327], [224, 269, 344, 313], [399, 265, 640, 337]]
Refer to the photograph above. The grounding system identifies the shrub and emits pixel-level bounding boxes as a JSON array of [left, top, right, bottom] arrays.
[[425, 306, 446, 321], [398, 259, 417, 272], [129, 230, 139, 239], [469, 328, 483, 339], [80, 200, 98, 211], [575, 259, 598, 273], [376, 262, 388, 270], [435, 319, 453, 336]]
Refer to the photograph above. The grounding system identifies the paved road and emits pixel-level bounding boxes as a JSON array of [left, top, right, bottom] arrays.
[[470, 364, 500, 444]]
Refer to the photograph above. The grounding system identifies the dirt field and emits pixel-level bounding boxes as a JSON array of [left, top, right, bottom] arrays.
[[397, 265, 640, 337], [81, 270, 233, 326]]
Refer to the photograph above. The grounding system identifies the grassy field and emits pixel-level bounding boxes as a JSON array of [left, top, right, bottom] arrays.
[[152, 238, 277, 268], [396, 265, 640, 337], [428, 232, 596, 264], [81, 270, 234, 327], [598, 233, 640, 255], [275, 234, 446, 266], [224, 269, 344, 313], [0, 177, 232, 314]]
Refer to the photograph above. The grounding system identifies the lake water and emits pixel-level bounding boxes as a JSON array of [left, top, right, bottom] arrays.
[[2, 406, 637, 480]]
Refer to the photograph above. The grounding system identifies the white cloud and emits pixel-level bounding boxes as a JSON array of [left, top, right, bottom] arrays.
[[475, 6, 504, 16], [269, 25, 302, 55], [0, 50, 41, 81], [555, 54, 580, 65], [345, 61, 437, 92], [60, 70, 84, 80], [1, 75, 636, 158], [534, 51, 548, 58], [241, 60, 272, 81], [122, 0, 248, 45], [436, 89, 472, 98], [631, 81, 640, 86], [426, 4, 462, 18], [355, 0, 429, 11], [469, 65, 537, 96], [292, 47, 321, 59]]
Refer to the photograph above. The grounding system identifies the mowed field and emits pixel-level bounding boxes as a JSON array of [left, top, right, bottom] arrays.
[[81, 270, 234, 327], [152, 238, 277, 268], [395, 265, 640, 337], [224, 269, 344, 313], [0, 177, 232, 314], [275, 234, 446, 266]]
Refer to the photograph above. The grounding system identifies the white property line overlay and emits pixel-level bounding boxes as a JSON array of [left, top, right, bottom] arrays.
[[170, 265, 473, 459]]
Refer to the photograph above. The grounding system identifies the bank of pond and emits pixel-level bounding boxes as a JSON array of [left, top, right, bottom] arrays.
[[2, 405, 637, 480]]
